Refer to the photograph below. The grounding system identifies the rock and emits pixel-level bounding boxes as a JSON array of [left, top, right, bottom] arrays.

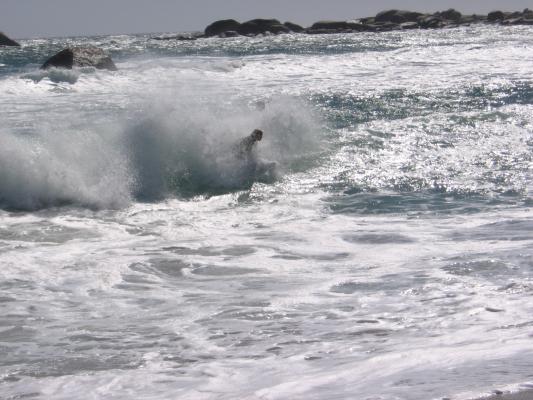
[[268, 24, 291, 34], [305, 28, 340, 35], [359, 17, 375, 24], [400, 22, 419, 30], [458, 15, 477, 24], [219, 30, 240, 38], [488, 11, 505, 22], [205, 19, 241, 37], [152, 32, 203, 41], [284, 21, 305, 33], [359, 24, 379, 32], [507, 18, 533, 25], [347, 23, 372, 32], [373, 22, 401, 31], [375, 10, 424, 23], [310, 20, 351, 30], [41, 46, 117, 71], [309, 21, 368, 32], [523, 8, 533, 19], [438, 9, 462, 22], [0, 32, 20, 46], [237, 19, 288, 35], [419, 16, 445, 29]]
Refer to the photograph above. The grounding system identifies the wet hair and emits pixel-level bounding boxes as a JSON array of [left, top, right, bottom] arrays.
[[252, 129, 263, 140]]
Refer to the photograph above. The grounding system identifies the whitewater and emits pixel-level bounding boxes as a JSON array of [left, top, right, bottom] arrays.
[[1, 25, 533, 400]]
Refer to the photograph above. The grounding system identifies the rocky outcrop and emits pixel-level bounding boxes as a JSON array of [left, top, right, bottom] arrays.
[[375, 10, 423, 23], [204, 18, 295, 37], [202, 8, 533, 40], [497, 9, 533, 25], [308, 21, 368, 33], [488, 11, 505, 22], [237, 19, 289, 35], [41, 47, 117, 71], [0, 32, 20, 46], [218, 30, 240, 38], [437, 9, 462, 22], [284, 22, 304, 33], [204, 19, 241, 37]]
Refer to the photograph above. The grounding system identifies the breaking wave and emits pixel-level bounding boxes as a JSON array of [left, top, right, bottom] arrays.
[[0, 92, 322, 210]]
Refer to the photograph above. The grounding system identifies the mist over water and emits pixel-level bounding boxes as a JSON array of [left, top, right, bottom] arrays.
[[1, 25, 533, 400]]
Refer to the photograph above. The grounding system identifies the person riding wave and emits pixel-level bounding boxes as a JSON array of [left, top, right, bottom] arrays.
[[235, 129, 263, 162]]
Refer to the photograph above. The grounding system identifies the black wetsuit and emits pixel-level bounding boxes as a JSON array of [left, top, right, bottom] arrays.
[[236, 136, 257, 161]]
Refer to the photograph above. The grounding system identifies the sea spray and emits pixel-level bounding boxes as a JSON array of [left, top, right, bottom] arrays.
[[0, 120, 132, 210], [127, 93, 324, 199], [0, 82, 323, 209]]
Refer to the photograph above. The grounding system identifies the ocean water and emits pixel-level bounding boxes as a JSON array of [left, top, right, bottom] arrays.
[[1, 25, 533, 400]]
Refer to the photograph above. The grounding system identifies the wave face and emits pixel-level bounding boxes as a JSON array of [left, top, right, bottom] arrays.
[[2, 25, 533, 400]]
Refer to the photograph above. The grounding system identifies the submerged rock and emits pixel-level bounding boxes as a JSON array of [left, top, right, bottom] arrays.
[[41, 46, 117, 71], [284, 21, 305, 33], [0, 32, 20, 46], [152, 32, 203, 41]]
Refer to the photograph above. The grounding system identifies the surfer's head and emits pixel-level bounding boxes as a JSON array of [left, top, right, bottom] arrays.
[[251, 129, 263, 141]]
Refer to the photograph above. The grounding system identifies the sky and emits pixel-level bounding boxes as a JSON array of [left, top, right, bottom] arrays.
[[2, 0, 532, 38]]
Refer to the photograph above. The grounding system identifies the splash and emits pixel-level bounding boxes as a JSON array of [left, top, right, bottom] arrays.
[[0, 91, 322, 210], [0, 121, 132, 210], [128, 95, 322, 199]]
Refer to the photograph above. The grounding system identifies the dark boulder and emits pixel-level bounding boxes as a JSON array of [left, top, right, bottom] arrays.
[[438, 9, 462, 22], [205, 19, 241, 37], [219, 30, 240, 38], [237, 19, 288, 35], [310, 20, 351, 30], [487, 11, 505, 22], [152, 32, 203, 41], [0, 32, 20, 46], [309, 21, 368, 32], [400, 22, 419, 30], [458, 14, 484, 24], [419, 16, 445, 29], [268, 24, 291, 34], [306, 28, 339, 34], [373, 22, 401, 31], [41, 46, 117, 71], [523, 9, 533, 19], [359, 17, 375, 24], [284, 21, 305, 33], [505, 18, 533, 25], [375, 10, 423, 24]]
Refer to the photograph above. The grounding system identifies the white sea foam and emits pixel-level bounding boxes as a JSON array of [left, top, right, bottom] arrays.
[[21, 67, 84, 84], [0, 120, 132, 210]]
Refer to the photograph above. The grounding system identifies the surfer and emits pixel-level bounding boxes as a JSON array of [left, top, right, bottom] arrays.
[[236, 129, 263, 161]]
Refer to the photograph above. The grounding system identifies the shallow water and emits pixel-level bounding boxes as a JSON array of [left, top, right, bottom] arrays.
[[1, 25, 533, 400]]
